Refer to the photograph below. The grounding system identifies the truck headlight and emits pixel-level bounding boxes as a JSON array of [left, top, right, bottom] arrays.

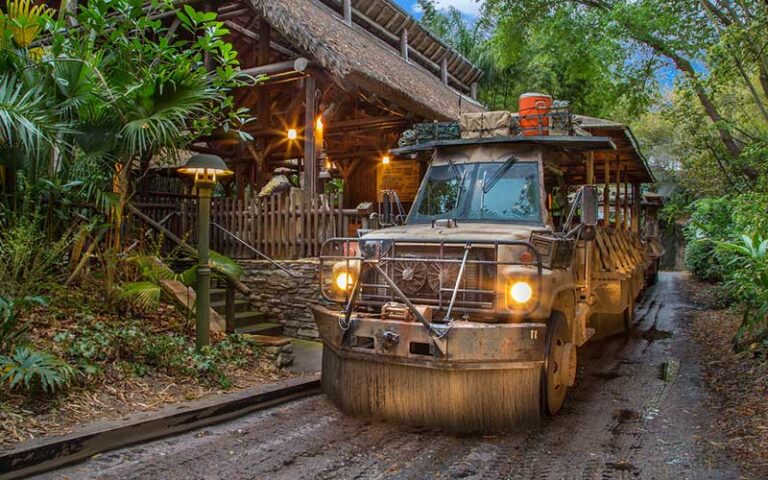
[[334, 270, 355, 291], [509, 281, 533, 304], [331, 260, 360, 295]]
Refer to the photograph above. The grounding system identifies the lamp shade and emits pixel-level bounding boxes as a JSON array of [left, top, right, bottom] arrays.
[[177, 154, 233, 178]]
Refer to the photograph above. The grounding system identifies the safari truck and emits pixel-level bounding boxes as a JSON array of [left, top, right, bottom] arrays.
[[641, 192, 666, 285], [311, 97, 656, 431]]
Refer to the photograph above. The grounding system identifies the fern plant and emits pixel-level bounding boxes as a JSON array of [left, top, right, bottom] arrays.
[[717, 234, 768, 346], [0, 346, 75, 394], [0, 295, 46, 354]]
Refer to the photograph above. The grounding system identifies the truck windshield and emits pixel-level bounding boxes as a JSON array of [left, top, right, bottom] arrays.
[[409, 162, 541, 224]]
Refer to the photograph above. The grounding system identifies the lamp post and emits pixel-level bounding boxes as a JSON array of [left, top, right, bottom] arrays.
[[178, 154, 233, 350]]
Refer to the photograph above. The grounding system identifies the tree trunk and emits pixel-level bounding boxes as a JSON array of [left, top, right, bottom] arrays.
[[577, 0, 744, 161]]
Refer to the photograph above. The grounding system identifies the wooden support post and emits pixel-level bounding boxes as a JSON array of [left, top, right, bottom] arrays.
[[603, 157, 610, 225], [441, 57, 449, 85], [585, 152, 595, 299], [257, 21, 272, 131], [400, 27, 409, 61], [632, 183, 641, 233], [303, 76, 317, 199], [343, 0, 352, 25], [470, 82, 478, 100], [623, 171, 629, 230], [614, 160, 621, 229], [203, 2, 215, 72]]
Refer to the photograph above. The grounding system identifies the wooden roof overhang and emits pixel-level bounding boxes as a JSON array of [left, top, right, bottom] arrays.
[[164, 0, 487, 206]]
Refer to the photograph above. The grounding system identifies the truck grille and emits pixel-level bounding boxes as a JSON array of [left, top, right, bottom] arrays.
[[358, 244, 498, 314]]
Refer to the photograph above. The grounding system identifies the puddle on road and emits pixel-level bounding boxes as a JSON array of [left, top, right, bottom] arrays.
[[592, 371, 622, 380], [612, 408, 640, 424]]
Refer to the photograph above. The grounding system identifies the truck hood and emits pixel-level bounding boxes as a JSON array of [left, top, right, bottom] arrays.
[[361, 222, 546, 243]]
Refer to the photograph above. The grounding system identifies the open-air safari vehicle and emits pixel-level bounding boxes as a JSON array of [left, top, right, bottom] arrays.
[[641, 192, 666, 285], [312, 98, 657, 431]]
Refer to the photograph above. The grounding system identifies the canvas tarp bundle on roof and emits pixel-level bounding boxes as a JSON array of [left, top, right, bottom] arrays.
[[459, 111, 519, 139]]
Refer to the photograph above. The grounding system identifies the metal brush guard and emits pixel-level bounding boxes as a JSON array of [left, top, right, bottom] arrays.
[[319, 237, 543, 351]]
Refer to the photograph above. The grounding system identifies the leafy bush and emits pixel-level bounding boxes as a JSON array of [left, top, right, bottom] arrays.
[[0, 295, 46, 354], [120, 250, 243, 310], [57, 322, 260, 387], [718, 235, 768, 347], [0, 215, 73, 298], [0, 346, 75, 394], [684, 194, 768, 280]]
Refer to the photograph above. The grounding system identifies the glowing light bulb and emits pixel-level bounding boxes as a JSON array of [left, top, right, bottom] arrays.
[[287, 128, 298, 140], [382, 155, 391, 165]]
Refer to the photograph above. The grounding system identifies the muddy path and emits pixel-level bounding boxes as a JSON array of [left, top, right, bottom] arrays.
[[35, 273, 741, 480]]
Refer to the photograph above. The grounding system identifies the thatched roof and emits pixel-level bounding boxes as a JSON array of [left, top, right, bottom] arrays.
[[246, 0, 485, 121], [317, 0, 485, 90]]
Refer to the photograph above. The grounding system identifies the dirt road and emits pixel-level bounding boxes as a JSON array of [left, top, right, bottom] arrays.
[[36, 273, 742, 480]]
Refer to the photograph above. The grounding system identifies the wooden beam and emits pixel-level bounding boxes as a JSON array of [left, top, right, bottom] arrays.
[[224, 21, 298, 58], [441, 57, 448, 85], [470, 82, 478, 100], [400, 27, 409, 61], [343, 0, 352, 24], [258, 21, 272, 129], [303, 76, 317, 199], [241, 57, 310, 77]]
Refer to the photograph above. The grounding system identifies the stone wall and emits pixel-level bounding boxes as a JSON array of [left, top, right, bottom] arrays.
[[239, 259, 333, 339]]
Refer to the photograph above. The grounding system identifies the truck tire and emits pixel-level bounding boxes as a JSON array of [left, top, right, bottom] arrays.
[[541, 311, 575, 416]]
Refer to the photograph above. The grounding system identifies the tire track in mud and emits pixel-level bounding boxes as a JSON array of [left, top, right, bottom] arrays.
[[37, 274, 739, 480]]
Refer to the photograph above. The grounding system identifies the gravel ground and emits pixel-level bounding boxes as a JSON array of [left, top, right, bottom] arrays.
[[35, 273, 743, 480]]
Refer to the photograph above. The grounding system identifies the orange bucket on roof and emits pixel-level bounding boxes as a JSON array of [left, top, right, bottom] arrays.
[[519, 92, 553, 136]]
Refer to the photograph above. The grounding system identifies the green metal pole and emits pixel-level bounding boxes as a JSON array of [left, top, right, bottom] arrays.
[[196, 181, 213, 351]]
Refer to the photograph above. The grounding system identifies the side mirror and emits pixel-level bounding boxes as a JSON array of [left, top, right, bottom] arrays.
[[581, 186, 598, 227]]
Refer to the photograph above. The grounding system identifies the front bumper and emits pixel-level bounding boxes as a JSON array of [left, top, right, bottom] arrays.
[[313, 305, 547, 370]]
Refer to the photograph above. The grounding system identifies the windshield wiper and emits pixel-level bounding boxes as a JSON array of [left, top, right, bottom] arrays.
[[454, 169, 467, 211], [483, 154, 520, 194]]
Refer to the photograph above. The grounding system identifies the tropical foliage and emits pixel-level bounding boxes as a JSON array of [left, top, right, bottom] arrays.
[[0, 1, 255, 402], [419, 1, 768, 350], [0, 345, 75, 394]]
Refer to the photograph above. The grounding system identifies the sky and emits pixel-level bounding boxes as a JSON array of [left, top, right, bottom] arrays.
[[396, 0, 484, 18]]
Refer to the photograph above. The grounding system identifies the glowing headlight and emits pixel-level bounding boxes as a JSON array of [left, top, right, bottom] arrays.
[[509, 281, 533, 304], [334, 271, 354, 290]]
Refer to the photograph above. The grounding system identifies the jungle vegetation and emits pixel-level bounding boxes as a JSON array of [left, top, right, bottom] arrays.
[[0, 0, 256, 397], [418, 0, 768, 347]]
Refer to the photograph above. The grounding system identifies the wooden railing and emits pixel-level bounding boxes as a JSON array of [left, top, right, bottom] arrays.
[[133, 190, 347, 260]]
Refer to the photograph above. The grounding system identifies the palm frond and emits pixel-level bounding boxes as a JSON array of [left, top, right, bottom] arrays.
[[209, 251, 243, 279], [0, 74, 65, 152], [120, 281, 162, 309], [118, 74, 220, 158]]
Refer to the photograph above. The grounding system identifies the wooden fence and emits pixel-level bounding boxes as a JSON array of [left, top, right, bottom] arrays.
[[133, 190, 346, 259]]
